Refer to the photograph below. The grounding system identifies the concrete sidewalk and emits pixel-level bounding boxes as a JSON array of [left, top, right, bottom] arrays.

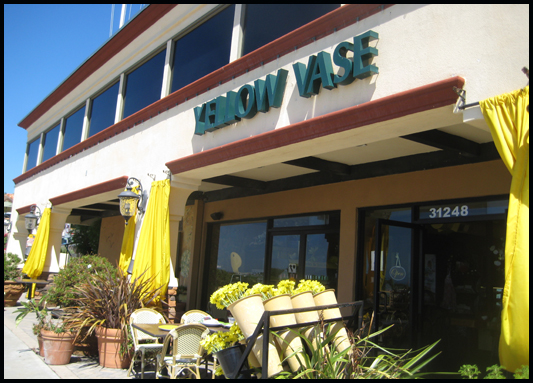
[[4, 301, 135, 379]]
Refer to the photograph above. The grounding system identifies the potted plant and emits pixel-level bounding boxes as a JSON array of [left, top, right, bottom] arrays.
[[45, 255, 116, 356], [14, 297, 50, 356], [39, 317, 76, 365], [66, 267, 162, 369], [200, 323, 251, 378], [4, 252, 25, 306]]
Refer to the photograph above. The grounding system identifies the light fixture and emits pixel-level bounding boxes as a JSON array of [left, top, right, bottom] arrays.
[[118, 177, 144, 225], [24, 205, 41, 234], [210, 212, 224, 221]]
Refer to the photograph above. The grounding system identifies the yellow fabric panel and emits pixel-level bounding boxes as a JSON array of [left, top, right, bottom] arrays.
[[131, 180, 171, 305], [480, 86, 529, 372], [118, 186, 139, 274], [21, 207, 51, 279]]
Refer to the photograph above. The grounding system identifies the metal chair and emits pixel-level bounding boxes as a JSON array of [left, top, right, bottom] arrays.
[[128, 308, 166, 379], [156, 323, 210, 379], [180, 309, 211, 324]]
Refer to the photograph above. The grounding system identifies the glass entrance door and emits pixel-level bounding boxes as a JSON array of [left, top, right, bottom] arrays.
[[373, 219, 421, 349]]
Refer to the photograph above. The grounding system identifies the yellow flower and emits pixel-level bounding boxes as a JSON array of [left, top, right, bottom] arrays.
[[292, 279, 326, 295], [277, 280, 295, 295], [210, 282, 250, 309]]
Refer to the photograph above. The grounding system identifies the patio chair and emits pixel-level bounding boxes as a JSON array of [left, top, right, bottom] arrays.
[[128, 308, 166, 379], [156, 323, 210, 379], [180, 309, 212, 324]]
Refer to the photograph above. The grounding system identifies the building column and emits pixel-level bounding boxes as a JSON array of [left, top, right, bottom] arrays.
[[45, 207, 72, 272], [168, 177, 201, 289]]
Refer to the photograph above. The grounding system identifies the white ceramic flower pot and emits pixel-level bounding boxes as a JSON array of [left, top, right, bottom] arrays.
[[263, 294, 305, 372], [313, 289, 351, 355]]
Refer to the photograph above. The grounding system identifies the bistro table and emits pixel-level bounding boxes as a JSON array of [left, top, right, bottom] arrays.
[[15, 278, 50, 299], [132, 323, 229, 340]]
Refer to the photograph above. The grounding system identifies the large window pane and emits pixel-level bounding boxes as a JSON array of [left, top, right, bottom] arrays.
[[123, 49, 166, 119], [242, 4, 340, 55], [305, 233, 338, 291], [205, 221, 267, 306], [89, 81, 119, 136], [62, 106, 86, 151], [270, 235, 300, 285], [171, 5, 234, 92], [25, 137, 40, 171], [42, 123, 60, 162]]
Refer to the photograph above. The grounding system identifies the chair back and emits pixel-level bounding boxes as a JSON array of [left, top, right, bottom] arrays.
[[180, 309, 211, 324], [130, 308, 166, 344], [164, 323, 209, 361]]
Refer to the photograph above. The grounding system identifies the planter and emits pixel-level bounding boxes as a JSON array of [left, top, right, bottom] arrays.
[[290, 291, 320, 348], [41, 329, 75, 365], [313, 289, 351, 354], [95, 326, 132, 369], [215, 344, 251, 379], [37, 334, 45, 357], [263, 294, 304, 372], [4, 281, 26, 307], [228, 294, 283, 378]]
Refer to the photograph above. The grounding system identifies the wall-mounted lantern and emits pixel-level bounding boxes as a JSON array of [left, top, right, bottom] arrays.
[[118, 177, 144, 225], [24, 205, 41, 234]]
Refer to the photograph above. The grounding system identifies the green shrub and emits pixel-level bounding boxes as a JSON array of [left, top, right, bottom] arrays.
[[459, 364, 529, 379], [4, 252, 22, 281], [46, 255, 116, 308]]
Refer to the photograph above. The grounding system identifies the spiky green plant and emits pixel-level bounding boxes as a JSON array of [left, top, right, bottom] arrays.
[[274, 317, 443, 379], [64, 267, 163, 356]]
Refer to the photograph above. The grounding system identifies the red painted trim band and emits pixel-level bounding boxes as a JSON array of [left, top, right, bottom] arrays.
[[166, 77, 465, 175]]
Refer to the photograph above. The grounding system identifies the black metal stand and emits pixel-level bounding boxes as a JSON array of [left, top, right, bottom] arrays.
[[227, 300, 363, 379]]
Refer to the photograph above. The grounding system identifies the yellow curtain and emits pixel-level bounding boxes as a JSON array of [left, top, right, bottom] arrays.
[[131, 180, 170, 305], [480, 86, 529, 372], [118, 186, 139, 273], [22, 207, 51, 279]]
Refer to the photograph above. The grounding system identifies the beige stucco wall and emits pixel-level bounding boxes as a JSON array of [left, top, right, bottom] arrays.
[[97, 215, 125, 268], [198, 160, 511, 306]]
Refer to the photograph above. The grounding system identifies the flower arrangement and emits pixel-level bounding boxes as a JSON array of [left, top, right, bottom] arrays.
[[247, 283, 277, 300], [200, 323, 245, 354], [293, 279, 326, 295], [276, 280, 295, 295], [210, 282, 250, 309]]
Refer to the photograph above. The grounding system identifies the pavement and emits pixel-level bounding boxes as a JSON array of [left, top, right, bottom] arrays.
[[4, 298, 216, 379], [4, 299, 137, 379]]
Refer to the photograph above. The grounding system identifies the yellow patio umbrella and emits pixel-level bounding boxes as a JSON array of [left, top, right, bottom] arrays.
[[131, 180, 170, 306], [480, 86, 529, 372], [22, 207, 51, 297], [118, 186, 139, 274]]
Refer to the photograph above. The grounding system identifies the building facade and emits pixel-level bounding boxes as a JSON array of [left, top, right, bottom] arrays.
[[8, 4, 529, 371]]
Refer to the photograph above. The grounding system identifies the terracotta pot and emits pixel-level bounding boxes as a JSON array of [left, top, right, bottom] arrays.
[[95, 326, 132, 369], [4, 281, 26, 307], [41, 329, 75, 365], [38, 334, 45, 357], [228, 294, 283, 378], [263, 294, 304, 372], [313, 289, 351, 354]]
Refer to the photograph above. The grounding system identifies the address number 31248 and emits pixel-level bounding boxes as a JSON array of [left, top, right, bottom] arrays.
[[429, 205, 469, 218]]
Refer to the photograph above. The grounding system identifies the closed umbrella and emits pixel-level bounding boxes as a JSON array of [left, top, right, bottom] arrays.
[[131, 180, 170, 305], [22, 207, 51, 297], [480, 86, 529, 372]]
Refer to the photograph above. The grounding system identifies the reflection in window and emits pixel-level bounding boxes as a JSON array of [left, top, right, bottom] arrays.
[[274, 214, 329, 228], [123, 49, 166, 119], [270, 235, 300, 285], [26, 137, 40, 171], [242, 4, 340, 55], [42, 124, 60, 163], [305, 233, 339, 291], [89, 81, 119, 136], [62, 106, 86, 151], [205, 221, 267, 306], [171, 5, 234, 93]]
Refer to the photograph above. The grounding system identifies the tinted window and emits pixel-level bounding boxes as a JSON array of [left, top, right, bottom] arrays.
[[26, 137, 40, 171], [89, 81, 119, 136], [243, 4, 340, 55], [171, 5, 234, 92], [62, 106, 86, 151], [123, 49, 166, 119], [42, 123, 60, 162]]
